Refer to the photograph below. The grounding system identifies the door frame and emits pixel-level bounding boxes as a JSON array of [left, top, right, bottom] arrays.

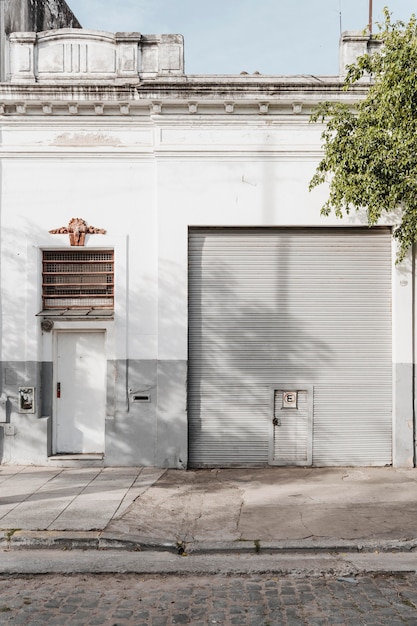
[[268, 383, 314, 466], [52, 328, 107, 455]]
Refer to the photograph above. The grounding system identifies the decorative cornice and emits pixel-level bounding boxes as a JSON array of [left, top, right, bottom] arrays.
[[0, 78, 366, 97], [0, 77, 368, 117], [0, 98, 357, 118]]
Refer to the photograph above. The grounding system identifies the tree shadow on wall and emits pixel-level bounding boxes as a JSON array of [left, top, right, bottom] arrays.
[[187, 228, 335, 467], [187, 227, 393, 468]]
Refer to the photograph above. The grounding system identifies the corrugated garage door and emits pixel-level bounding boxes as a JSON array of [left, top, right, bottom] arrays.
[[188, 228, 392, 467]]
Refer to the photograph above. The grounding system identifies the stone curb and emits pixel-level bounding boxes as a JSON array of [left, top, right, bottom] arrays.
[[0, 531, 177, 553], [188, 538, 417, 555], [2, 530, 417, 555]]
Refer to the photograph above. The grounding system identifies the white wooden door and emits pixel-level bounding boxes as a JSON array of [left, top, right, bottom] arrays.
[[54, 331, 106, 454]]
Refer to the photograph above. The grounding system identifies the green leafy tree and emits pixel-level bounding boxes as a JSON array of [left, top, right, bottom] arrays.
[[310, 8, 417, 261]]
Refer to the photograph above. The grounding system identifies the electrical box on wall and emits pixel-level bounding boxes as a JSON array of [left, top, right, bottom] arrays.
[[18, 387, 35, 413], [4, 424, 16, 436]]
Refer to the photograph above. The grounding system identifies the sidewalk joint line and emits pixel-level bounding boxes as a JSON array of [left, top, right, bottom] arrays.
[[107, 469, 145, 522], [0, 467, 64, 521], [46, 468, 102, 529]]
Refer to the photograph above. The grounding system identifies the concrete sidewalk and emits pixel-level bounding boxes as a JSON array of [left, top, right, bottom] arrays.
[[2, 465, 417, 554], [0, 465, 165, 547]]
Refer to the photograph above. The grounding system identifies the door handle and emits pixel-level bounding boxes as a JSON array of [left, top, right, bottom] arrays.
[[57, 382, 61, 398], [273, 417, 281, 427]]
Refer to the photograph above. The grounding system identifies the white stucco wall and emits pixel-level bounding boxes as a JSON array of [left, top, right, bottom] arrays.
[[0, 114, 352, 362], [0, 27, 414, 467], [0, 106, 413, 466]]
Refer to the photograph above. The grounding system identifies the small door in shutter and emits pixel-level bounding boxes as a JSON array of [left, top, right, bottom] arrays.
[[271, 386, 313, 466]]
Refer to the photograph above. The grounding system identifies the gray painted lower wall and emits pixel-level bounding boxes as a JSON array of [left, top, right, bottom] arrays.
[[0, 359, 187, 467], [155, 360, 187, 469], [105, 359, 187, 468], [0, 360, 45, 418], [394, 362, 414, 468], [40, 361, 53, 418], [0, 359, 413, 468], [105, 359, 158, 467], [0, 361, 53, 464]]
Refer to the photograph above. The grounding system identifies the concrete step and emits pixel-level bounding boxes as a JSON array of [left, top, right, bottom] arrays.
[[47, 454, 104, 468]]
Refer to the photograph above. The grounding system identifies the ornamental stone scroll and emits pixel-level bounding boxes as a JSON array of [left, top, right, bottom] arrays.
[[49, 218, 106, 246]]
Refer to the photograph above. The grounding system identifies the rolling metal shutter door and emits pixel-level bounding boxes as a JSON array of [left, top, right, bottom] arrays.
[[188, 227, 392, 467]]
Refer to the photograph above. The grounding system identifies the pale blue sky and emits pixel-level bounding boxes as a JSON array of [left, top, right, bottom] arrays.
[[66, 1, 417, 75]]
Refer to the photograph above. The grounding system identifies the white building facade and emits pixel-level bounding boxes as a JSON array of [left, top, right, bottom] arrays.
[[0, 25, 413, 468]]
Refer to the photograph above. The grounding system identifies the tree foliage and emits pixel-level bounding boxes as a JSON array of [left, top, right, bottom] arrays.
[[310, 8, 417, 261]]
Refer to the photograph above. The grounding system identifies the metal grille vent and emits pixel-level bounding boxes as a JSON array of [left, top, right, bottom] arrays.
[[42, 250, 114, 309]]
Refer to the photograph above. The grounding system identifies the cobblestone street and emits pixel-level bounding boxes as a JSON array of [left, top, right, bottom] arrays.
[[0, 572, 417, 625]]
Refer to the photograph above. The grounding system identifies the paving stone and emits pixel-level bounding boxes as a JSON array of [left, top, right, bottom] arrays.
[[0, 572, 417, 624]]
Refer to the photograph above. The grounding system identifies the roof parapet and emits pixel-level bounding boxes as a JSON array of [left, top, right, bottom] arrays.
[[339, 31, 382, 79], [339, 31, 382, 78], [8, 28, 184, 83]]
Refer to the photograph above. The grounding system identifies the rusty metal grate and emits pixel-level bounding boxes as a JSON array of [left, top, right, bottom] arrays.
[[42, 250, 114, 309]]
